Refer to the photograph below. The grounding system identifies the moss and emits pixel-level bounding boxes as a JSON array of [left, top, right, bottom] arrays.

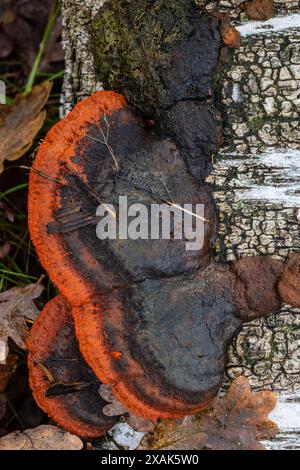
[[91, 0, 221, 116], [284, 325, 296, 335], [91, 0, 223, 182], [247, 116, 266, 131]]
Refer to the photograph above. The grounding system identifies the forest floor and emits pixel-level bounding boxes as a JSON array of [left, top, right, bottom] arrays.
[[0, 0, 62, 437]]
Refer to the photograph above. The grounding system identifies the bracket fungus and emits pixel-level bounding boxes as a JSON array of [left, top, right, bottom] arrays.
[[27, 0, 300, 426], [28, 90, 299, 420], [27, 295, 117, 438], [28, 91, 217, 419], [28, 91, 216, 293]]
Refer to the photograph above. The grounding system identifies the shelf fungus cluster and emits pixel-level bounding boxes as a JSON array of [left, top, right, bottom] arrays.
[[27, 0, 300, 438]]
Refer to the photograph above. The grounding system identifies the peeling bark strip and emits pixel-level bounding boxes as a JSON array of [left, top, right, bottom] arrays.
[[237, 13, 300, 35], [264, 392, 300, 450], [214, 150, 300, 207]]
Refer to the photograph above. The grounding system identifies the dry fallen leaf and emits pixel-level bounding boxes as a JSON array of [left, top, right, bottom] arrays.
[[0, 81, 52, 173], [140, 376, 278, 450], [0, 354, 18, 422], [0, 353, 18, 392], [0, 282, 43, 364], [99, 384, 156, 432], [0, 425, 83, 450], [99, 384, 128, 416]]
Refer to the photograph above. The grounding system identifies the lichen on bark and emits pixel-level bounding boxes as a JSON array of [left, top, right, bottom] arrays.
[[91, 0, 222, 181], [91, 0, 219, 114]]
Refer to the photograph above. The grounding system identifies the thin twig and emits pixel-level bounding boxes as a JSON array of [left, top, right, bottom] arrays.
[[19, 166, 62, 185], [8, 274, 45, 322], [161, 180, 175, 203], [117, 174, 210, 223], [85, 117, 119, 170], [64, 166, 116, 219], [165, 201, 209, 223]]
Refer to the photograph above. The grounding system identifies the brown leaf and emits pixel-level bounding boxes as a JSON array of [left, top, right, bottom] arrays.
[[0, 425, 83, 450], [0, 353, 18, 392], [0, 81, 52, 174], [99, 384, 156, 432], [0, 282, 44, 364], [126, 414, 157, 433], [140, 377, 278, 450]]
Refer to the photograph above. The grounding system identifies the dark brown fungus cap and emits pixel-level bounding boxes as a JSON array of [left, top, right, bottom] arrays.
[[278, 253, 300, 308], [27, 295, 117, 438], [231, 256, 284, 321], [72, 257, 286, 419], [73, 263, 244, 419], [28, 91, 217, 419], [28, 91, 216, 296], [244, 0, 274, 21]]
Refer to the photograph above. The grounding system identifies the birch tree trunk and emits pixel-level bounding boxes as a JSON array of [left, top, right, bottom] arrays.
[[60, 0, 300, 449]]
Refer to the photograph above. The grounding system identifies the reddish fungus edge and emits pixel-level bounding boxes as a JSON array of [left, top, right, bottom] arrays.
[[28, 91, 126, 308], [73, 302, 210, 420], [28, 90, 299, 419], [27, 295, 112, 439]]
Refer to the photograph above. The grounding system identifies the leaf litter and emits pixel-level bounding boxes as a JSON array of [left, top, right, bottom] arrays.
[[0, 282, 43, 364], [0, 81, 52, 173]]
